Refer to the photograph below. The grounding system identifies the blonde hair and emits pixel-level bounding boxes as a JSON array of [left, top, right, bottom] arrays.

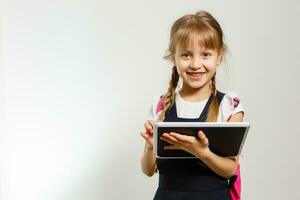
[[159, 10, 227, 122]]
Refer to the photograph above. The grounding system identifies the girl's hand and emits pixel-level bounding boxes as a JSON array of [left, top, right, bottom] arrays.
[[160, 130, 210, 158], [140, 120, 155, 149]]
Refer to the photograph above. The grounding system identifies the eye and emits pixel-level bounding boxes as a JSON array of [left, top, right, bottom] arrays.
[[202, 52, 211, 58], [181, 52, 191, 58]]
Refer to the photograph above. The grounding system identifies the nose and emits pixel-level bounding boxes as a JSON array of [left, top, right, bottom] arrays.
[[190, 56, 203, 70]]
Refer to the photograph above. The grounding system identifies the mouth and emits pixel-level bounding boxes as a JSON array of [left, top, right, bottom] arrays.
[[187, 72, 206, 78]]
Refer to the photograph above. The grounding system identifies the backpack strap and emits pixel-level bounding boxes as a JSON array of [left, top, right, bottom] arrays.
[[228, 173, 238, 188], [216, 91, 226, 104], [229, 165, 241, 200], [155, 95, 165, 114]]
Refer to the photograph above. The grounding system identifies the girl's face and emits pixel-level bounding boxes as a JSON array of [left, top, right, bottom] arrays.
[[174, 38, 222, 92]]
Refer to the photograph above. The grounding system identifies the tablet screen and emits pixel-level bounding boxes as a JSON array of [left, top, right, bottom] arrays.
[[154, 122, 249, 158]]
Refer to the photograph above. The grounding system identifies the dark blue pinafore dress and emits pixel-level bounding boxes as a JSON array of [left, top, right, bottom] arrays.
[[154, 91, 231, 200]]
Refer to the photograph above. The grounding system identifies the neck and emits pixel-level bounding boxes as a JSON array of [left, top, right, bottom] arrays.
[[179, 83, 212, 102]]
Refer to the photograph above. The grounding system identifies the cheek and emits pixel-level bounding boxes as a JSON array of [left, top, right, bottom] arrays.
[[175, 61, 189, 73], [203, 60, 217, 71], [176, 66, 184, 76]]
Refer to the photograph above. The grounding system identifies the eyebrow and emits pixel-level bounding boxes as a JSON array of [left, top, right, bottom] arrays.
[[178, 50, 192, 53], [178, 49, 213, 53]]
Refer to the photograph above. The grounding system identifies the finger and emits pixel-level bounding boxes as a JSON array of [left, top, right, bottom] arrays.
[[140, 132, 153, 146], [144, 120, 154, 132], [164, 145, 180, 150], [161, 133, 179, 143], [140, 132, 150, 140], [160, 136, 174, 145], [197, 131, 208, 145], [148, 120, 155, 127], [169, 132, 193, 142], [144, 121, 152, 131], [146, 130, 153, 136], [141, 134, 153, 146]]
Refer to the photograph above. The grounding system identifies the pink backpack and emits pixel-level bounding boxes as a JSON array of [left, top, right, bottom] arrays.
[[155, 96, 241, 200]]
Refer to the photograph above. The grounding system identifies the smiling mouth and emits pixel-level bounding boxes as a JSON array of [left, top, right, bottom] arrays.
[[187, 72, 205, 78]]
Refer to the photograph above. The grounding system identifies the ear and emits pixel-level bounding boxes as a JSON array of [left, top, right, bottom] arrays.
[[171, 58, 177, 69], [217, 54, 222, 65], [216, 48, 225, 65], [216, 49, 224, 65], [171, 55, 176, 65]]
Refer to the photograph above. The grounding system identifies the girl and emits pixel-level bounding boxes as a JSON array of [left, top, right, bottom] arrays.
[[141, 10, 244, 200]]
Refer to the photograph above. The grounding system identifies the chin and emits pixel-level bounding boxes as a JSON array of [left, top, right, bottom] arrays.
[[186, 79, 210, 89], [188, 83, 206, 89]]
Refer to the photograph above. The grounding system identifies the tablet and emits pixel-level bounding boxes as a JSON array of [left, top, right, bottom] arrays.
[[153, 122, 250, 159]]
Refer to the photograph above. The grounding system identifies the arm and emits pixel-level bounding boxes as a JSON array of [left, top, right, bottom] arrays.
[[198, 112, 244, 178], [140, 120, 157, 177], [141, 143, 157, 177]]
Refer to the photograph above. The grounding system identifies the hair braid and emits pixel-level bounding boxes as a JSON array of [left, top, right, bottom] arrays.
[[207, 73, 220, 122], [211, 74, 217, 96], [158, 66, 179, 121]]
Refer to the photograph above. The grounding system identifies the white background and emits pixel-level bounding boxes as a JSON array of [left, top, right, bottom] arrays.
[[1, 0, 300, 199]]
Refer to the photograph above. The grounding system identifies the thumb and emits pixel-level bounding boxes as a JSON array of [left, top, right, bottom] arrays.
[[198, 131, 208, 145]]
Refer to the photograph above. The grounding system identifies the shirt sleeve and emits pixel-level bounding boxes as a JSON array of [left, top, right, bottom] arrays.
[[147, 95, 162, 121], [218, 91, 245, 122]]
